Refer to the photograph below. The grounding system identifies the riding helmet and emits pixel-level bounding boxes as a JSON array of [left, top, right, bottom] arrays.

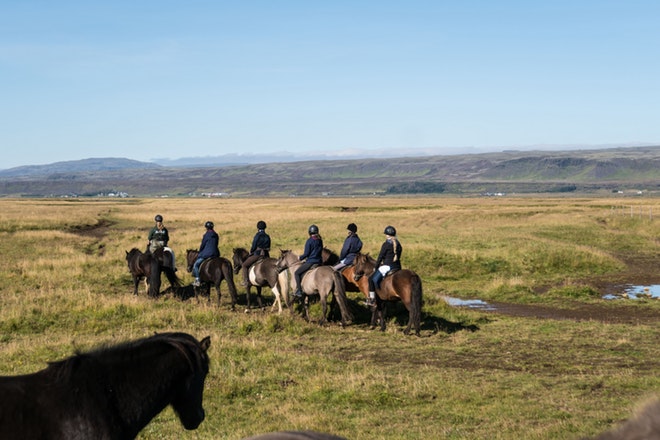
[[154, 214, 163, 222], [205, 221, 214, 229], [347, 223, 358, 233], [308, 224, 319, 235], [257, 220, 267, 230], [384, 225, 396, 236]]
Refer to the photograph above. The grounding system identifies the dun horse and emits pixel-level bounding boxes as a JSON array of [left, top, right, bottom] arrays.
[[276, 250, 353, 327], [232, 247, 288, 313], [352, 253, 422, 335], [186, 249, 239, 310], [125, 247, 180, 297], [0, 332, 211, 440]]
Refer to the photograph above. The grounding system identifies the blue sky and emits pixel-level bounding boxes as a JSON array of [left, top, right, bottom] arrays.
[[2, 1, 659, 169]]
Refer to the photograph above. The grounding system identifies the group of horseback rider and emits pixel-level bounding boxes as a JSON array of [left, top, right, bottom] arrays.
[[147, 214, 402, 306]]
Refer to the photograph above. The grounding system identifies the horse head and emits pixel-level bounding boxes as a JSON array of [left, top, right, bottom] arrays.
[[352, 253, 374, 281], [168, 334, 211, 430], [232, 248, 248, 274], [185, 249, 198, 273], [275, 249, 298, 271]]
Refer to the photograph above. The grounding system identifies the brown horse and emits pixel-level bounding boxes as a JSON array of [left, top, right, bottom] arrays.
[[276, 250, 353, 327], [232, 248, 288, 313], [186, 249, 239, 310], [352, 253, 422, 335], [322, 247, 362, 294], [125, 248, 180, 297]]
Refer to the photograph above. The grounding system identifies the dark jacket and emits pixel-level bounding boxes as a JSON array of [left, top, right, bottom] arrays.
[[198, 229, 220, 259], [249, 230, 271, 257], [148, 226, 169, 246], [339, 233, 362, 265], [300, 235, 324, 264], [375, 237, 402, 271]]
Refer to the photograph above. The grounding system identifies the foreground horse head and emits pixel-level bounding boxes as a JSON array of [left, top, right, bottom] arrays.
[[0, 332, 211, 440]]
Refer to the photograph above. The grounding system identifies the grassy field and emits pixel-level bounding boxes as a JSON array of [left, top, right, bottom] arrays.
[[0, 196, 659, 439]]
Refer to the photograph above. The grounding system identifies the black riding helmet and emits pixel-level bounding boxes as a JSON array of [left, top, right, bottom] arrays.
[[384, 225, 396, 236], [154, 214, 163, 222], [347, 223, 357, 233], [257, 220, 267, 230], [205, 221, 214, 229], [308, 224, 319, 235]]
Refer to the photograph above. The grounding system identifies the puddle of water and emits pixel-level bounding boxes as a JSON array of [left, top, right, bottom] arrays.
[[603, 284, 660, 300], [443, 296, 496, 311]]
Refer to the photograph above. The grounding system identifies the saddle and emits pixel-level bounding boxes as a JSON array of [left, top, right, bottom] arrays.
[[375, 268, 399, 290]]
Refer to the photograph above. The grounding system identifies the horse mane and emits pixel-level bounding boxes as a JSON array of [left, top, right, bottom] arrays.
[[46, 333, 209, 382], [356, 252, 375, 264]]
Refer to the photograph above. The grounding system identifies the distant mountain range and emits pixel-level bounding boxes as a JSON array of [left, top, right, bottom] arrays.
[[1, 146, 659, 197]]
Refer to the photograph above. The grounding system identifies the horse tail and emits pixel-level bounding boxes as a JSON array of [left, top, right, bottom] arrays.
[[332, 270, 353, 324], [277, 269, 292, 307], [409, 273, 423, 335], [163, 267, 182, 289], [223, 259, 239, 303], [149, 257, 161, 297]]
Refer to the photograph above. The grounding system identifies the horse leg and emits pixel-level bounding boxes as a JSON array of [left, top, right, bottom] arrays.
[[379, 301, 388, 332], [270, 285, 282, 314], [132, 276, 139, 295], [215, 282, 222, 307], [245, 285, 252, 312], [256, 286, 264, 310], [318, 293, 328, 326], [303, 297, 312, 322]]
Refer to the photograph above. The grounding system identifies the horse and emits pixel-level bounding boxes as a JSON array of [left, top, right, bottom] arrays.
[[352, 252, 423, 335], [186, 249, 239, 310], [276, 250, 353, 327], [0, 332, 211, 440], [232, 247, 288, 313], [321, 247, 340, 266], [125, 247, 180, 297]]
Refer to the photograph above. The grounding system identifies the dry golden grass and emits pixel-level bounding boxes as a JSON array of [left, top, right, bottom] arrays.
[[0, 197, 659, 439]]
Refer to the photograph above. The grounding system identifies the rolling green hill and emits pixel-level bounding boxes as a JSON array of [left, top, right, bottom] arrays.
[[1, 146, 659, 197]]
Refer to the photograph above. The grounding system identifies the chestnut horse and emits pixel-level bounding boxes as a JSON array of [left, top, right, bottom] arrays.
[[352, 253, 422, 335]]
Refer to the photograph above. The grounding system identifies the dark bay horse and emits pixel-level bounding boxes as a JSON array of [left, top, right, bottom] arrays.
[[0, 332, 211, 440], [352, 253, 423, 335], [186, 249, 239, 310], [232, 247, 288, 313], [276, 250, 353, 327], [125, 247, 180, 297]]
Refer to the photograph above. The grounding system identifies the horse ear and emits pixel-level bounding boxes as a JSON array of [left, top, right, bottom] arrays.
[[200, 336, 211, 352]]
